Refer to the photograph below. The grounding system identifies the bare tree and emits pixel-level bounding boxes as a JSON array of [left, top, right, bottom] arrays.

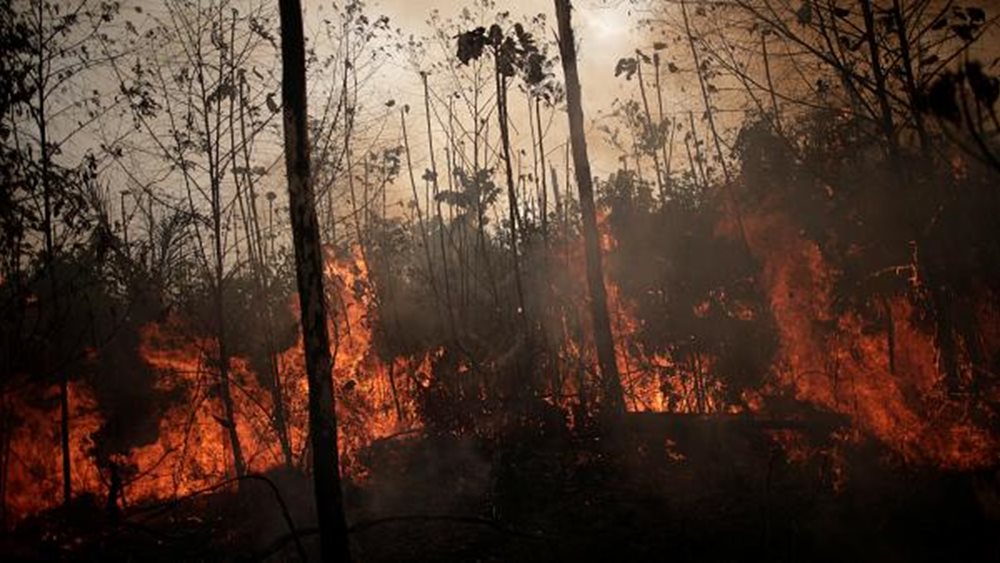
[[109, 0, 290, 479], [6, 0, 122, 506], [278, 0, 351, 560], [554, 0, 625, 419]]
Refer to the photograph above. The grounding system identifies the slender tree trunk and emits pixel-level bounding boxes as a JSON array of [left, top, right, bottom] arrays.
[[551, 165, 562, 221], [35, 4, 71, 503], [494, 67, 527, 325], [238, 72, 292, 467], [653, 53, 673, 199], [206, 100, 244, 480], [635, 56, 665, 200], [761, 32, 783, 135], [278, 0, 352, 560], [554, 0, 625, 419], [401, 107, 446, 320], [536, 98, 550, 245], [890, 0, 928, 155], [423, 72, 456, 335], [213, 265, 245, 478], [191, 11, 246, 479], [680, 0, 730, 183], [859, 0, 898, 161], [687, 111, 708, 191], [680, 0, 753, 255]]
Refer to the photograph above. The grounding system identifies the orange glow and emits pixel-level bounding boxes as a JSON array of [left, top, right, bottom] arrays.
[[4, 213, 998, 524], [4, 247, 429, 523], [738, 206, 999, 469], [552, 211, 729, 415], [5, 383, 103, 519]]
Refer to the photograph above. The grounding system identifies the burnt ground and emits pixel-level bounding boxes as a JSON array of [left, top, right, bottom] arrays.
[[3, 416, 999, 562]]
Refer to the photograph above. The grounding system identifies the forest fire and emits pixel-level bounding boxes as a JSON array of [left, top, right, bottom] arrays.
[[2, 0, 999, 560], [741, 204, 1000, 470], [6, 204, 996, 547], [2, 249, 432, 523], [3, 384, 103, 523], [558, 211, 731, 415]]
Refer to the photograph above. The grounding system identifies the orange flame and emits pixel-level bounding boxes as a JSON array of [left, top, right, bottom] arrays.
[[3, 247, 430, 524], [740, 206, 999, 469]]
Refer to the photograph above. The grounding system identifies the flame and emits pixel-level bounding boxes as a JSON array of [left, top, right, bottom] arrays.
[[279, 246, 429, 477], [740, 205, 999, 469], [4, 207, 998, 525], [2, 247, 429, 524], [4, 384, 103, 520], [551, 211, 729, 416]]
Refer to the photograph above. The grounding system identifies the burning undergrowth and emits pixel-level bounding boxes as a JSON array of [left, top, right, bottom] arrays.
[[743, 203, 999, 469], [1, 247, 434, 524], [2, 117, 1000, 542], [4, 180, 1000, 526]]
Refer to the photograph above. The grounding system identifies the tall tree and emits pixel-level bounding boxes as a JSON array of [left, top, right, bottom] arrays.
[[277, 0, 351, 560], [6, 0, 121, 506], [108, 0, 288, 479], [553, 0, 625, 418], [456, 20, 549, 327]]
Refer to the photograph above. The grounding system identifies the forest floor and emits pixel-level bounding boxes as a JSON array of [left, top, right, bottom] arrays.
[[3, 417, 998, 562]]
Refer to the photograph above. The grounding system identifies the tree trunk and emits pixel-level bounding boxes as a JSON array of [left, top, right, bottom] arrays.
[[635, 56, 666, 201], [760, 33, 783, 135], [423, 72, 457, 336], [536, 97, 550, 245], [278, 0, 352, 560], [859, 0, 898, 161], [653, 53, 674, 199], [237, 73, 293, 467], [213, 274, 246, 479], [680, 0, 751, 256], [890, 0, 928, 155], [494, 67, 527, 326], [401, 107, 446, 325], [35, 4, 71, 503], [554, 0, 625, 419]]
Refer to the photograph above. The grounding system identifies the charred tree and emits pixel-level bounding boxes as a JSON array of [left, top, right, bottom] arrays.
[[554, 0, 625, 419], [278, 0, 352, 560], [858, 0, 899, 163], [495, 66, 528, 326]]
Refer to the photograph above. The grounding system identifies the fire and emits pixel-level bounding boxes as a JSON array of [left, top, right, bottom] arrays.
[[124, 316, 289, 502], [279, 246, 429, 477], [4, 383, 103, 520], [573, 203, 998, 471], [740, 204, 999, 469], [551, 211, 730, 416], [3, 208, 998, 526], [2, 248, 429, 524]]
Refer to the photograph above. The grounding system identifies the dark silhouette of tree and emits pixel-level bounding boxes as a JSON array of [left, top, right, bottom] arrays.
[[3, 0, 122, 507], [456, 20, 549, 326], [554, 0, 625, 419], [277, 0, 351, 561]]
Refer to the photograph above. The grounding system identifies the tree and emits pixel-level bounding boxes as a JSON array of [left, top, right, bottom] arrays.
[[277, 0, 352, 560], [111, 0, 288, 478], [456, 19, 551, 326], [2, 0, 121, 507], [553, 0, 625, 419]]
